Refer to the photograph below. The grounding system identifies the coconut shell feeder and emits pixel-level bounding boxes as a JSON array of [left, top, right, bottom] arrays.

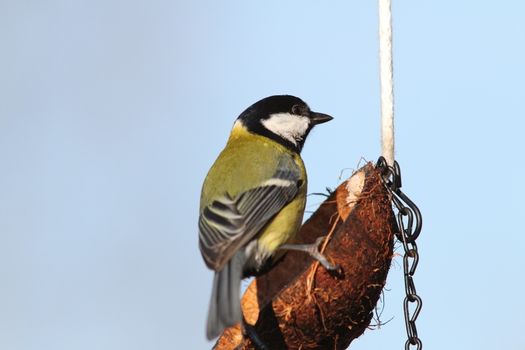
[[213, 162, 407, 349]]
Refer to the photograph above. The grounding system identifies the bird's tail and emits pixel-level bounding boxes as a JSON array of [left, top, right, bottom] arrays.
[[206, 252, 244, 340]]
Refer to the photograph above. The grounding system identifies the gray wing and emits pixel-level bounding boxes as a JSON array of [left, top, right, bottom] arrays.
[[199, 166, 301, 271]]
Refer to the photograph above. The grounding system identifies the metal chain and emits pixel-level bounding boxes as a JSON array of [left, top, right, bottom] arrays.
[[376, 157, 423, 350]]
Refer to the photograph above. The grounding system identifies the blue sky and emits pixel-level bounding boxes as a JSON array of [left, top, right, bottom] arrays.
[[1, 1, 524, 349]]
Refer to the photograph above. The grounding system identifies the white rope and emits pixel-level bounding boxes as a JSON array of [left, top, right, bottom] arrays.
[[379, 0, 395, 166]]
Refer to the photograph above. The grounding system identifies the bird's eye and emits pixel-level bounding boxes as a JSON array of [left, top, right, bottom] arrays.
[[291, 104, 304, 115]]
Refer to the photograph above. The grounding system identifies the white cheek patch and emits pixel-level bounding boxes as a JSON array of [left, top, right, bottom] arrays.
[[261, 113, 310, 146]]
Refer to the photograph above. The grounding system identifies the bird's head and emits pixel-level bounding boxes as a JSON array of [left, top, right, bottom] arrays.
[[236, 95, 333, 153]]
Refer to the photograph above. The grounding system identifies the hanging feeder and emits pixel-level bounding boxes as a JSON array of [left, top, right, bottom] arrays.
[[213, 163, 397, 349]]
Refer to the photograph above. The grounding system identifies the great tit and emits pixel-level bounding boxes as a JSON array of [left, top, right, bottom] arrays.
[[198, 95, 333, 340]]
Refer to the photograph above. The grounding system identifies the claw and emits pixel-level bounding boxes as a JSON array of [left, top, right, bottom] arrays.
[[314, 236, 326, 246], [241, 316, 269, 350]]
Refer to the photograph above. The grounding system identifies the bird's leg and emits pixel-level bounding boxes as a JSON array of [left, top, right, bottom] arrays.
[[280, 236, 340, 271]]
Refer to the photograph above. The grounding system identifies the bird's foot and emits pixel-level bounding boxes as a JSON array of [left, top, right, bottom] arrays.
[[280, 236, 340, 271]]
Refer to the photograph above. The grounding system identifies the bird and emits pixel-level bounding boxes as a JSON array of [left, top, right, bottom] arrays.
[[198, 95, 335, 340]]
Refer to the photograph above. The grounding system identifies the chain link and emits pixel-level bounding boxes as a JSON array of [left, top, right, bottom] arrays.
[[376, 157, 423, 350]]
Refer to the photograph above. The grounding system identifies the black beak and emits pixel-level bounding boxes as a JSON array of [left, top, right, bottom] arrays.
[[310, 111, 333, 125]]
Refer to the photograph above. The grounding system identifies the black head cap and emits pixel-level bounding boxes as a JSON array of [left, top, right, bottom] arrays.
[[237, 95, 333, 153]]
